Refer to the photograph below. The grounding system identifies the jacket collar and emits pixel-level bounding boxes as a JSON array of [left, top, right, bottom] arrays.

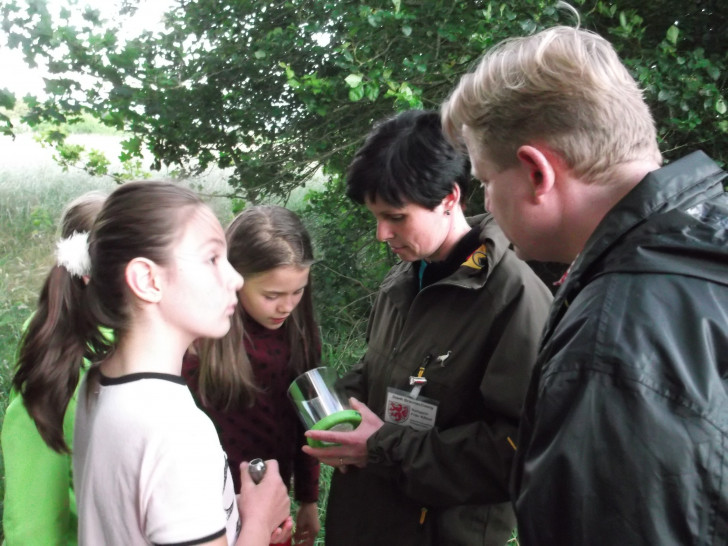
[[546, 151, 727, 337], [571, 151, 724, 283], [378, 212, 512, 316]]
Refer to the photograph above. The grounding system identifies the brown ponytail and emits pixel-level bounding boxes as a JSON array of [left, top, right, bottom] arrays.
[[12, 191, 106, 452]]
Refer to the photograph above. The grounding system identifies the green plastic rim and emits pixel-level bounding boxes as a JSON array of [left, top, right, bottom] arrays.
[[307, 409, 362, 448]]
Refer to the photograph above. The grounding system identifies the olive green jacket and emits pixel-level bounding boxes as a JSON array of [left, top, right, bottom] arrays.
[[326, 214, 553, 546]]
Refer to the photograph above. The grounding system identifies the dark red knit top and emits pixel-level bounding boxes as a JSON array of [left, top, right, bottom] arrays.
[[182, 317, 320, 502]]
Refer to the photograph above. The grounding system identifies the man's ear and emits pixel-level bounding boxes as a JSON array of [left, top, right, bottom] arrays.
[[125, 258, 163, 303], [516, 145, 556, 199]]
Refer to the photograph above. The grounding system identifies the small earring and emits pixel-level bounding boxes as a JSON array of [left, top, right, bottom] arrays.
[[445, 210, 451, 216]]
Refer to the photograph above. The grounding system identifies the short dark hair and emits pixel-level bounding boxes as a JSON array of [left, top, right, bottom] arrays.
[[346, 110, 470, 209]]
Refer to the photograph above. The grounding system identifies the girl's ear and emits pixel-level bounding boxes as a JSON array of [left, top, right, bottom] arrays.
[[125, 258, 163, 303], [516, 145, 556, 199]]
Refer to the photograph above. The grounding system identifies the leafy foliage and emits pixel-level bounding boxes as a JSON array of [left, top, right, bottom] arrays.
[[584, 0, 728, 161], [1, 0, 726, 337], [303, 174, 395, 336]]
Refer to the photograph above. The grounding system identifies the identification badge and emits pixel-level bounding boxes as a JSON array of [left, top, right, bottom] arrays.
[[385, 388, 438, 431]]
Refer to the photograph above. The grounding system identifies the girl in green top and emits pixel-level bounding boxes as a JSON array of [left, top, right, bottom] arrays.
[[1, 190, 106, 546]]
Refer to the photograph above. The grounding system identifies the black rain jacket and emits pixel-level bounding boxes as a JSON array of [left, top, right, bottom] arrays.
[[512, 151, 728, 545]]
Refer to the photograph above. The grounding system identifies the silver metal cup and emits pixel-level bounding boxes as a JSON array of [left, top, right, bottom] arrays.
[[287, 366, 351, 429]]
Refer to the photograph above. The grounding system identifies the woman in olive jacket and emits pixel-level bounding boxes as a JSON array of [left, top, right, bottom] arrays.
[[303, 110, 552, 546]]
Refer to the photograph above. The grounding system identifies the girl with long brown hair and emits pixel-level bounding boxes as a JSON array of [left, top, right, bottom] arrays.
[[12, 181, 292, 545], [183, 205, 321, 546], [3, 190, 106, 546]]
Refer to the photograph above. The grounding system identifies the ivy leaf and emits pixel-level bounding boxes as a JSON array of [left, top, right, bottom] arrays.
[[666, 25, 679, 45], [0, 112, 14, 137], [657, 89, 676, 102], [86, 149, 111, 176], [348, 85, 364, 102], [344, 73, 363, 88], [716, 98, 727, 115], [365, 83, 380, 101], [0, 88, 16, 110], [402, 25, 412, 37], [44, 129, 67, 144]]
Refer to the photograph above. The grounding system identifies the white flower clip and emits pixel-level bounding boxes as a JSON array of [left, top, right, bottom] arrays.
[[56, 231, 91, 278]]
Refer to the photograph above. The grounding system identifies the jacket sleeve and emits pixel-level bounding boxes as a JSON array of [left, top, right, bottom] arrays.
[[2, 393, 76, 546], [514, 277, 728, 545], [365, 275, 551, 507], [337, 359, 368, 403]]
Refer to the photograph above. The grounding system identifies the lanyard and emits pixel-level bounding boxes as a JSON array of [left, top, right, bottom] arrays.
[[408, 350, 451, 399]]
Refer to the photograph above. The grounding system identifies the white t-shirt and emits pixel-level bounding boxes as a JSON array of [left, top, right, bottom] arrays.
[[74, 371, 241, 545]]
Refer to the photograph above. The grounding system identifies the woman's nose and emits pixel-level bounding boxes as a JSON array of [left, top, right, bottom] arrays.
[[376, 220, 392, 242]]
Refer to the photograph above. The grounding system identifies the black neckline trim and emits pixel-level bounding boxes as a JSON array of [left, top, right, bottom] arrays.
[[99, 371, 187, 387], [153, 527, 226, 546]]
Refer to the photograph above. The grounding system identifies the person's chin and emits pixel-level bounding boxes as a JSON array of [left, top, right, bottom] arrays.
[[512, 245, 529, 261], [508, 240, 535, 261], [392, 247, 418, 262], [207, 319, 233, 339], [265, 318, 286, 329], [513, 243, 556, 264]]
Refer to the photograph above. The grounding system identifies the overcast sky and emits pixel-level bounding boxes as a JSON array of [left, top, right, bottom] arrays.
[[1, 0, 173, 98]]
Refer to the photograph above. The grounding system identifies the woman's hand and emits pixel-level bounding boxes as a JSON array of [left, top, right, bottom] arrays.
[[302, 398, 384, 472], [236, 459, 293, 546], [292, 501, 320, 546]]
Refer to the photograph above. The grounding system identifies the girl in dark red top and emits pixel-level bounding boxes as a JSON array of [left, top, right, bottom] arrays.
[[184, 206, 321, 546]]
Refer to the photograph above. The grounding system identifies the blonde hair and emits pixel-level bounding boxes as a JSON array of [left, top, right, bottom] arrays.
[[442, 26, 662, 184]]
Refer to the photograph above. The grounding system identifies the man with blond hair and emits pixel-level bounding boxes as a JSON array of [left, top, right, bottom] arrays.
[[442, 25, 728, 545]]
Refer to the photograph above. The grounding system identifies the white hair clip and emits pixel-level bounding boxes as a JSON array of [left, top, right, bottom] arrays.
[[56, 231, 91, 278]]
